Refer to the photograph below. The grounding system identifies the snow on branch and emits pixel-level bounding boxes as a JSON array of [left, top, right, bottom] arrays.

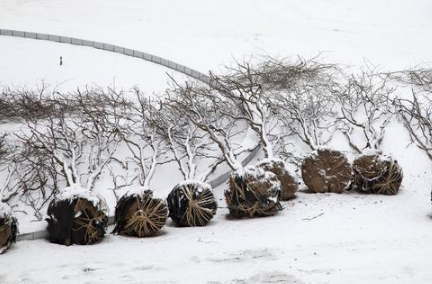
[[334, 69, 396, 154], [274, 65, 337, 151], [0, 134, 21, 204], [13, 89, 122, 216], [158, 101, 224, 182], [166, 80, 248, 171], [393, 68, 432, 93], [208, 59, 279, 159], [114, 90, 170, 191], [395, 91, 432, 162]]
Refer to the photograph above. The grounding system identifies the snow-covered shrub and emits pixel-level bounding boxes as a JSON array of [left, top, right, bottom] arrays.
[[0, 202, 18, 254], [225, 166, 282, 218], [167, 181, 217, 227], [352, 154, 402, 195], [113, 189, 167, 237], [46, 186, 108, 246], [301, 148, 352, 193], [256, 159, 297, 200]]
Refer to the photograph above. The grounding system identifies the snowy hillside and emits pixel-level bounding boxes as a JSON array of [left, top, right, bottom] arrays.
[[1, 0, 432, 284]]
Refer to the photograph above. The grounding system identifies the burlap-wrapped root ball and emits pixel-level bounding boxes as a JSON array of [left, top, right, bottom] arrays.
[[352, 154, 403, 195], [113, 189, 168, 237], [167, 181, 217, 227], [256, 159, 298, 200], [0, 203, 18, 254], [225, 166, 282, 218], [301, 148, 352, 193], [46, 188, 108, 246]]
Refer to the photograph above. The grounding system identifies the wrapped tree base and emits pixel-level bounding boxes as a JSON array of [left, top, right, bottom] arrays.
[[46, 191, 108, 246], [257, 159, 298, 200], [113, 190, 168, 237], [0, 203, 18, 254], [225, 166, 282, 218], [301, 149, 352, 193], [352, 154, 403, 195], [167, 181, 217, 227]]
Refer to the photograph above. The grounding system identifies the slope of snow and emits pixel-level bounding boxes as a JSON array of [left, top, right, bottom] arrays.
[[1, 0, 431, 72], [0, 37, 186, 93], [1, 0, 432, 283]]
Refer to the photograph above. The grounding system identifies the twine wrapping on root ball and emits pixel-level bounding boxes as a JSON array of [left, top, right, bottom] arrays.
[[0, 207, 18, 254], [46, 197, 108, 246], [225, 166, 282, 218], [256, 159, 298, 200], [301, 148, 352, 193], [352, 154, 403, 195], [167, 181, 217, 227], [113, 190, 168, 237]]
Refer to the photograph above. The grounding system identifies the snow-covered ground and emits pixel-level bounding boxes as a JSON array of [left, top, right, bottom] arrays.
[[0, 37, 186, 93], [1, 0, 432, 283], [1, 0, 431, 72]]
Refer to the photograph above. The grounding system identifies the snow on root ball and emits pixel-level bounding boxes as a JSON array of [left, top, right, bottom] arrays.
[[301, 149, 352, 194], [352, 154, 403, 195], [225, 166, 282, 218], [113, 189, 168, 237], [46, 187, 108, 246], [167, 181, 217, 227], [0, 203, 18, 254], [256, 159, 298, 200]]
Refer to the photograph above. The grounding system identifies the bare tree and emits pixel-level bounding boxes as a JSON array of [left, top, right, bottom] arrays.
[[244, 55, 336, 92], [334, 70, 396, 154], [395, 91, 432, 161], [159, 102, 224, 183], [208, 61, 279, 159], [0, 84, 58, 123], [393, 68, 432, 93], [274, 74, 337, 151], [167, 81, 251, 172], [207, 56, 336, 160], [0, 134, 20, 203], [112, 90, 170, 194], [13, 90, 122, 219]]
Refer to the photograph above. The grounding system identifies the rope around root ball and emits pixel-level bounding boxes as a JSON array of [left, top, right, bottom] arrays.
[[123, 198, 167, 237], [226, 176, 279, 218], [372, 160, 402, 195], [72, 210, 105, 245], [183, 185, 216, 227], [72, 200, 106, 245]]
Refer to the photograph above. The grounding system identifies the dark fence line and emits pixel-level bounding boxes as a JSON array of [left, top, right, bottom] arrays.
[[0, 28, 211, 84]]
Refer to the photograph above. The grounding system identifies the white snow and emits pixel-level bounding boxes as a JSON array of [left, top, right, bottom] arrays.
[[0, 202, 12, 220], [238, 165, 282, 198], [177, 179, 212, 193], [55, 185, 109, 215], [0, 37, 187, 94], [1, 0, 432, 283]]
